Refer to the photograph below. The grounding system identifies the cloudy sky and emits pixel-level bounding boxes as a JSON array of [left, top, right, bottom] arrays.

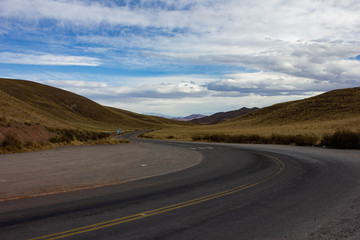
[[1, 0, 359, 117]]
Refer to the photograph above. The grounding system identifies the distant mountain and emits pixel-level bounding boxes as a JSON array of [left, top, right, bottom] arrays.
[[173, 114, 207, 121], [192, 107, 259, 124]]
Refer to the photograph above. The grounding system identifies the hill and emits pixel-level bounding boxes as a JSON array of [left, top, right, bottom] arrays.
[[0, 78, 193, 151], [192, 107, 259, 124], [2, 78, 359, 150], [0, 78, 191, 129], [227, 88, 360, 125], [141, 87, 360, 143]]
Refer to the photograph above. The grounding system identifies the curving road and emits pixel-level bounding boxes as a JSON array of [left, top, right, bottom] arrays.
[[1, 132, 360, 239]]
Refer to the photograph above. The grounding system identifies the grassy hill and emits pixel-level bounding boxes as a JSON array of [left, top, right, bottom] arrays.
[[143, 87, 360, 146], [1, 78, 359, 150], [229, 88, 360, 125], [0, 78, 193, 152], [192, 107, 259, 124], [0, 78, 191, 130]]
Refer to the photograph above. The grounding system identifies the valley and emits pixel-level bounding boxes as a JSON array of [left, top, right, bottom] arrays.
[[0, 78, 359, 152]]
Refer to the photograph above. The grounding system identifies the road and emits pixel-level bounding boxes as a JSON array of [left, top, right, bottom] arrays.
[[0, 138, 201, 201], [1, 132, 360, 239]]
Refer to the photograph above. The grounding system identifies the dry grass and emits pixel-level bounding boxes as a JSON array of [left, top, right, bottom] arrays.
[[143, 116, 360, 141], [0, 78, 193, 132], [0, 77, 147, 153], [0, 130, 130, 154], [0, 78, 192, 153], [1, 78, 359, 150], [141, 87, 360, 148], [85, 138, 131, 145]]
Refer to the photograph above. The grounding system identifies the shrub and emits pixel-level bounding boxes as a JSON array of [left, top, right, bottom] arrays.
[[270, 134, 294, 145], [24, 140, 43, 150], [192, 133, 318, 146], [293, 134, 318, 146], [49, 129, 111, 143], [1, 132, 22, 150], [321, 129, 360, 149]]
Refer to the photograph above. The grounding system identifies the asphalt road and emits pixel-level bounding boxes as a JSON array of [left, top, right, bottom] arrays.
[[1, 132, 360, 239]]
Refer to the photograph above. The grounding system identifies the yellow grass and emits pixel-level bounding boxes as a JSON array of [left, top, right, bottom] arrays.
[[142, 87, 360, 141], [0, 78, 192, 132], [143, 116, 360, 141], [1, 78, 359, 149], [0, 78, 192, 153]]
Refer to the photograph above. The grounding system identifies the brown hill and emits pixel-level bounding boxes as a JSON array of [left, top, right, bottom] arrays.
[[141, 87, 360, 141], [226, 87, 360, 125], [0, 78, 192, 131], [192, 107, 259, 124]]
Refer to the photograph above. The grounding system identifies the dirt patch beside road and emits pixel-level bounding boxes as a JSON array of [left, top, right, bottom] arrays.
[[0, 121, 52, 145], [0, 141, 202, 201]]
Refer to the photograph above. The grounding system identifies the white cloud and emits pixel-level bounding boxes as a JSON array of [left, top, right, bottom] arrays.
[[43, 78, 209, 99], [30, 74, 324, 116], [2, 0, 359, 38], [1, 0, 360, 115], [68, 1, 360, 87], [206, 72, 322, 94], [0, 0, 148, 26], [0, 52, 101, 66], [45, 80, 108, 88], [98, 93, 318, 117], [1, 68, 351, 116]]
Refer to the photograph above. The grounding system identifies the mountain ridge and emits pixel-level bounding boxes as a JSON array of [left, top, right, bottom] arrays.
[[192, 107, 259, 124], [172, 114, 207, 121]]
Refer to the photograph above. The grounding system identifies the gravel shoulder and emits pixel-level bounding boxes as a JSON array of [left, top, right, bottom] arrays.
[[0, 141, 202, 201]]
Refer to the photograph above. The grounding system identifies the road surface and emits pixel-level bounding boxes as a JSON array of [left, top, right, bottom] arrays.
[[1, 132, 360, 239], [0, 139, 201, 200]]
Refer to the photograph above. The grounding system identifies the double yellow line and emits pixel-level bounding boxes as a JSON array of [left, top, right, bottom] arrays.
[[30, 153, 285, 240]]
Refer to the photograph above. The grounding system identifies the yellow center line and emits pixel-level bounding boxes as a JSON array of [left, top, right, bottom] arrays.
[[29, 153, 285, 240]]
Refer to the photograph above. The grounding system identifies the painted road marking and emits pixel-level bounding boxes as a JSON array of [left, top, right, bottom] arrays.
[[29, 153, 285, 240], [190, 147, 214, 150]]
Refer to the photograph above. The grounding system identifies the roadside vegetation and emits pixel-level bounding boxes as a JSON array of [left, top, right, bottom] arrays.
[[191, 133, 319, 146], [0, 132, 52, 154], [0, 126, 130, 154], [192, 130, 360, 149], [48, 128, 112, 143], [141, 129, 360, 149], [321, 129, 360, 149], [140, 87, 360, 149], [1, 78, 359, 152], [0, 78, 190, 153]]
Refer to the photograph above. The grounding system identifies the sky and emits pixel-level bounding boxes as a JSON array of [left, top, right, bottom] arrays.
[[1, 0, 360, 117]]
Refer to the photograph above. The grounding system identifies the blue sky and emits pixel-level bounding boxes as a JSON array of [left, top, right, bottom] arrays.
[[1, 0, 360, 117]]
